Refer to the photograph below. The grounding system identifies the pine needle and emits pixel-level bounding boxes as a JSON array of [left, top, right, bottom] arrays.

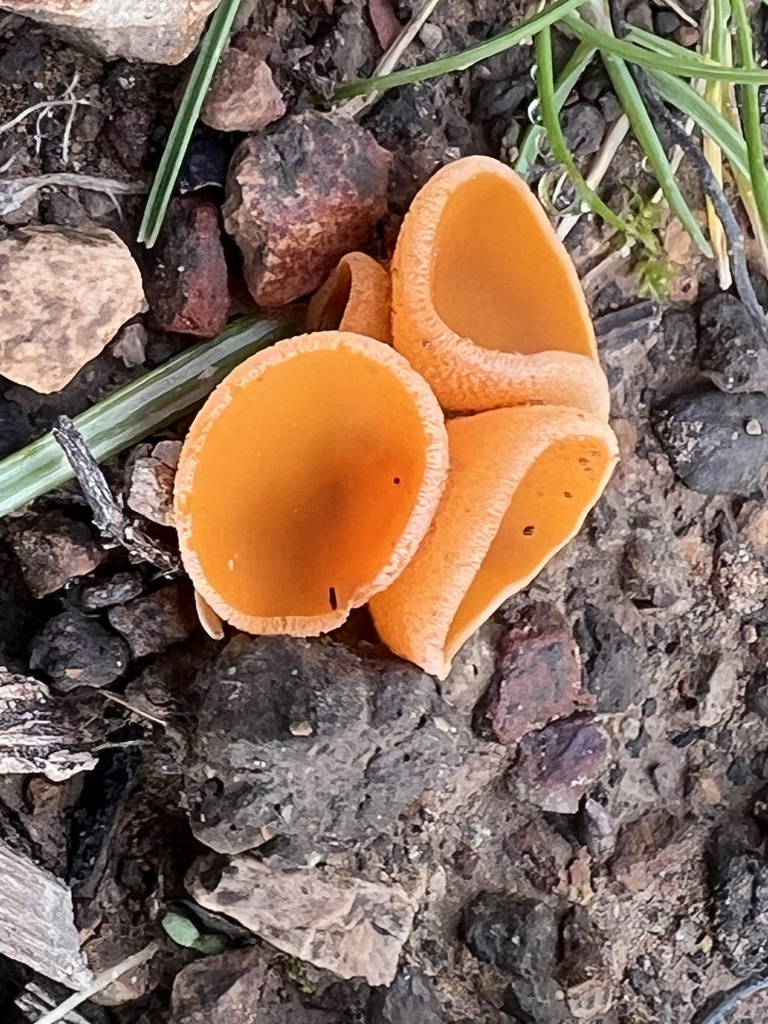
[[137, 0, 243, 248]]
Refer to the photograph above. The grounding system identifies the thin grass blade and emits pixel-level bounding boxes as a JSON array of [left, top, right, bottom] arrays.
[[515, 40, 596, 178], [137, 0, 242, 248], [566, 14, 768, 83], [648, 69, 750, 177], [0, 312, 300, 519], [601, 52, 712, 254], [534, 24, 635, 235], [731, 0, 768, 234], [333, 0, 589, 99], [702, 0, 731, 286]]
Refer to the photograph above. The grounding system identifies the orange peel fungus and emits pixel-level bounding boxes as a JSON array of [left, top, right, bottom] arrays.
[[369, 405, 619, 679], [391, 155, 610, 419], [174, 331, 449, 636], [307, 251, 392, 344]]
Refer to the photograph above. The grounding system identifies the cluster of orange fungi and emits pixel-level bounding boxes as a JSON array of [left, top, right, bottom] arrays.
[[174, 155, 619, 680]]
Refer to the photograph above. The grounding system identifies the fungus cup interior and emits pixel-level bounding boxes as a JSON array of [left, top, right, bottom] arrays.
[[174, 332, 447, 634], [430, 168, 595, 357], [370, 406, 619, 679]]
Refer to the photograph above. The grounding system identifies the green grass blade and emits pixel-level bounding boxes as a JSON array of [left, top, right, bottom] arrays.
[[534, 25, 635, 235], [648, 69, 750, 179], [565, 14, 768, 83], [137, 0, 242, 248], [514, 41, 596, 179], [601, 53, 711, 255], [0, 312, 301, 519], [731, 0, 768, 233], [332, 0, 589, 100]]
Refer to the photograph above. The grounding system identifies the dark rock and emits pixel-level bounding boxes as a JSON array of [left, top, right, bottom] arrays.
[[143, 196, 229, 338], [711, 840, 768, 975], [30, 610, 130, 692], [462, 893, 568, 1023], [0, 396, 29, 458], [108, 585, 197, 659], [462, 892, 558, 974], [0, 538, 38, 672], [474, 77, 530, 121], [0, 33, 44, 84], [654, 391, 768, 496], [9, 513, 104, 598], [474, 603, 588, 745], [184, 634, 464, 857], [655, 10, 681, 35], [80, 571, 144, 612], [561, 102, 605, 157], [649, 308, 698, 377], [573, 605, 643, 713], [224, 111, 391, 305], [698, 294, 768, 393], [202, 47, 285, 133], [674, 24, 700, 46], [179, 127, 235, 192], [368, 968, 442, 1024], [511, 714, 611, 813]]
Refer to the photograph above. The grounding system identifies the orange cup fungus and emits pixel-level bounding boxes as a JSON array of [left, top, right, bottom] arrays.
[[369, 406, 619, 679], [174, 331, 449, 636], [390, 155, 610, 419], [307, 251, 392, 345], [174, 155, 619, 675]]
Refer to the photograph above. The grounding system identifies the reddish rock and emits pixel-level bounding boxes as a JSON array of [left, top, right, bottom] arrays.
[[224, 111, 391, 306], [202, 47, 285, 133], [9, 513, 104, 598], [144, 196, 229, 338], [474, 604, 590, 744], [512, 714, 611, 813]]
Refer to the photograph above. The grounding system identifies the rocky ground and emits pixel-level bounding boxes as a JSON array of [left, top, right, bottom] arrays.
[[2, 1, 768, 1023]]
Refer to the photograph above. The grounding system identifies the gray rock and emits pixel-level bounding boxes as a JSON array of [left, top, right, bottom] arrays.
[[108, 584, 196, 658], [368, 968, 442, 1024], [80, 571, 144, 611], [185, 634, 464, 857], [30, 610, 130, 691], [573, 605, 644, 713], [462, 893, 569, 1024], [711, 838, 768, 976], [654, 390, 768, 496], [699, 294, 768, 393]]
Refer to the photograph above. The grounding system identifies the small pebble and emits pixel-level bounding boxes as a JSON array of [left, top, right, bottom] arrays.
[[418, 23, 443, 50], [674, 25, 700, 46], [746, 418, 762, 436]]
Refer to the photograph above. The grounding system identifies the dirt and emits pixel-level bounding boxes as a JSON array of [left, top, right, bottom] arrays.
[[3, 2, 768, 1023]]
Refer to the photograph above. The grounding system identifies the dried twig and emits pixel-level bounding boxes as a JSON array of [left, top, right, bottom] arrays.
[[53, 416, 180, 575], [0, 172, 147, 218], [32, 942, 160, 1024]]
